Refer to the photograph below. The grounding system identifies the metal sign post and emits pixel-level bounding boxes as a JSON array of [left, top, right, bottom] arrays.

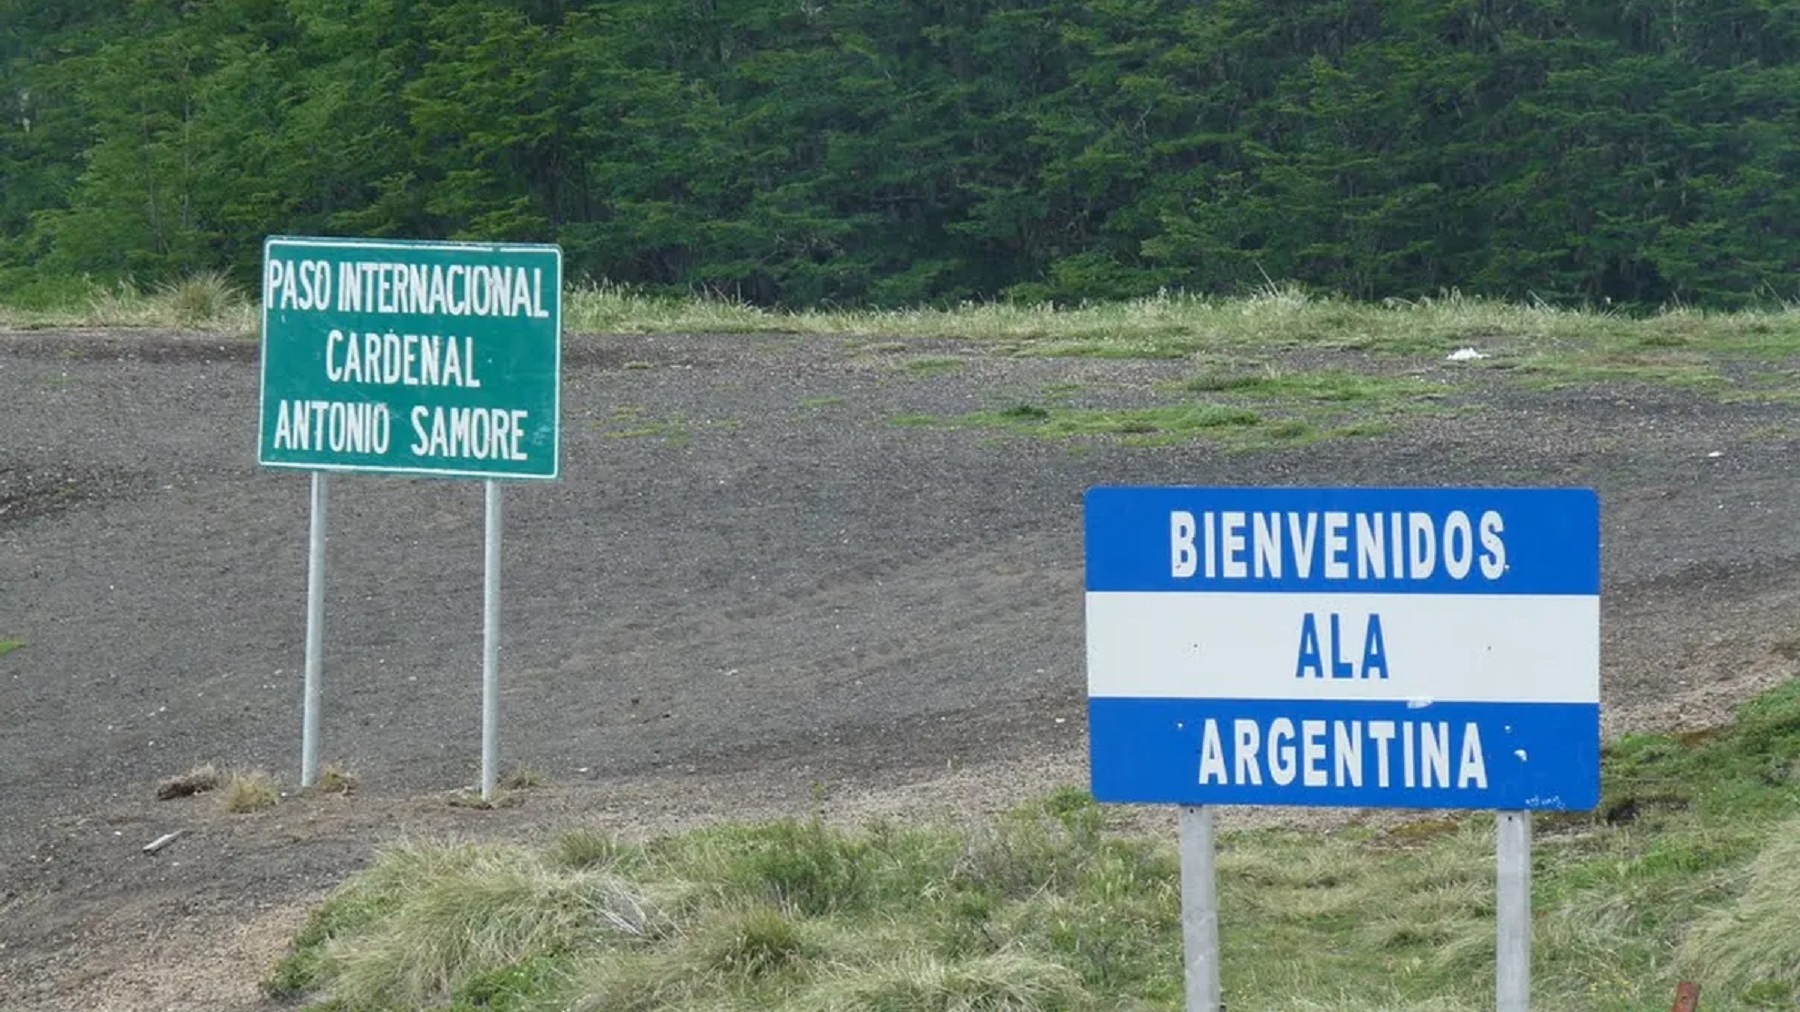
[[481, 480, 502, 800], [300, 470, 329, 787], [1179, 805, 1222, 1012], [260, 236, 561, 792], [1497, 810, 1533, 1012], [1083, 486, 1600, 1012]]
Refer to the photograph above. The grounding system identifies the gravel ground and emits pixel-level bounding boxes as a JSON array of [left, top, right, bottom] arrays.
[[1, 328, 1797, 1010]]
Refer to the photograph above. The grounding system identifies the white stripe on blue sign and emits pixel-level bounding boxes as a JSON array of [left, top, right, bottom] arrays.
[[1087, 593, 1599, 702], [1085, 486, 1600, 812]]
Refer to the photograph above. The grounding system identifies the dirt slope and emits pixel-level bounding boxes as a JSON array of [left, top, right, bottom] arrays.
[[1, 329, 1796, 1010]]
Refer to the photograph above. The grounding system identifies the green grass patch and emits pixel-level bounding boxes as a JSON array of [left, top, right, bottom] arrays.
[[1503, 355, 1727, 392], [903, 401, 1310, 449], [895, 371, 1445, 449], [1180, 368, 1444, 403], [573, 286, 1800, 398], [1675, 824, 1800, 1003], [0, 638, 23, 658], [901, 355, 966, 377], [593, 406, 740, 447], [10, 281, 1800, 397], [0, 273, 256, 332], [269, 679, 1800, 1011], [896, 362, 1455, 449]]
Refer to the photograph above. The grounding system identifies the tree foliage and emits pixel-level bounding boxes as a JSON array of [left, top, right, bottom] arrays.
[[2, 0, 1797, 308]]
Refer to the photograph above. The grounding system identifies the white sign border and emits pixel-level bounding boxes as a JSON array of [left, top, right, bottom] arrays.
[[256, 235, 564, 482]]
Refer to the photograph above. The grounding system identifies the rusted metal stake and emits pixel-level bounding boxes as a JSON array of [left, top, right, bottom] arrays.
[[1671, 981, 1699, 1012]]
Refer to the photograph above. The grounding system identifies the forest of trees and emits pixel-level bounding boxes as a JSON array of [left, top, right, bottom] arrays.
[[2, 0, 1797, 309]]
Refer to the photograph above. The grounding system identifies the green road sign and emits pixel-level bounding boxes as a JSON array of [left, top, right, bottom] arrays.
[[258, 236, 562, 480]]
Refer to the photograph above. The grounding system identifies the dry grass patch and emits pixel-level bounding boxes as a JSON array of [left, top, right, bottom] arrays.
[[0, 273, 257, 332], [499, 766, 547, 791], [222, 769, 281, 813], [156, 762, 222, 800], [796, 952, 1091, 1012], [311, 762, 359, 795], [157, 270, 248, 326]]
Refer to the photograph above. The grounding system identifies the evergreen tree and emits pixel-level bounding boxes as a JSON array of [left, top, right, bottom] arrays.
[[0, 0, 1795, 308]]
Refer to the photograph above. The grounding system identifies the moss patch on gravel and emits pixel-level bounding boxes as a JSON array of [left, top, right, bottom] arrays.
[[593, 406, 741, 447], [892, 366, 1449, 449]]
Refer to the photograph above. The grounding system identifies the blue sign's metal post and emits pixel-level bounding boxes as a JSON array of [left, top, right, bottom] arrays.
[[1179, 805, 1222, 1012], [300, 471, 329, 787], [1497, 811, 1532, 1012], [481, 480, 501, 801]]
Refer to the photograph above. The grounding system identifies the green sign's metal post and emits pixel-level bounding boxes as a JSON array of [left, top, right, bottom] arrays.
[[301, 471, 328, 787], [482, 480, 502, 800]]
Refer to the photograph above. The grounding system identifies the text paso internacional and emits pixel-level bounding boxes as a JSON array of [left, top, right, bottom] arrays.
[[258, 236, 562, 481]]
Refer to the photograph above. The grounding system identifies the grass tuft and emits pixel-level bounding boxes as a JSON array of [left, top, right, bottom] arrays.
[[904, 402, 1299, 449], [446, 787, 526, 810], [1675, 818, 1800, 1005], [156, 762, 221, 800], [0, 638, 23, 658], [796, 951, 1089, 1012], [902, 355, 965, 377], [550, 828, 634, 871], [310, 761, 358, 795], [1181, 368, 1442, 403], [693, 904, 820, 980], [83, 279, 154, 328], [311, 840, 670, 1009], [499, 766, 547, 791], [265, 863, 405, 999], [727, 817, 874, 917], [221, 769, 280, 813], [156, 270, 247, 326], [51, 274, 258, 332]]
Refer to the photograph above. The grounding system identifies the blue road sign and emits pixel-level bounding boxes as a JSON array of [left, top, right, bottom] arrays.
[[1085, 487, 1600, 811]]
